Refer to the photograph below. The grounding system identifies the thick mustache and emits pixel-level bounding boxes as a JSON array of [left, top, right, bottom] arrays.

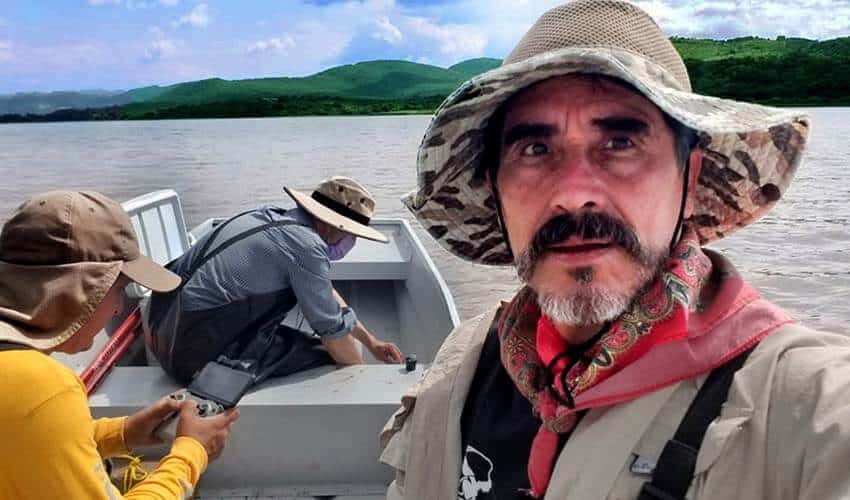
[[516, 212, 647, 281], [531, 212, 642, 259]]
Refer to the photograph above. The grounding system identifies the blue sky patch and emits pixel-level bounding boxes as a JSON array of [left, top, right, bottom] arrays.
[[0, 0, 847, 93]]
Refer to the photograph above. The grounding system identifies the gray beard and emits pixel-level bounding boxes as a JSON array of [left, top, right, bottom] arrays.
[[537, 285, 634, 326], [528, 256, 662, 327]]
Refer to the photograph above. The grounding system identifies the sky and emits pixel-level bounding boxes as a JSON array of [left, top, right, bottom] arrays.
[[0, 0, 849, 94]]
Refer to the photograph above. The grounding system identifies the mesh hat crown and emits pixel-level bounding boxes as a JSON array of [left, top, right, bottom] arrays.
[[505, 0, 690, 90], [403, 0, 810, 265]]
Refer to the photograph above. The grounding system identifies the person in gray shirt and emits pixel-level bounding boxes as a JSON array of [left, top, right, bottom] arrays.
[[145, 176, 403, 384]]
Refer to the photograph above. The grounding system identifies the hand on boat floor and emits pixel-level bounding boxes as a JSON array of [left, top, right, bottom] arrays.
[[176, 400, 240, 461], [370, 340, 404, 364], [124, 395, 184, 449]]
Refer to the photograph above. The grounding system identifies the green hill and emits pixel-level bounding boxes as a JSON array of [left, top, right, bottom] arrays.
[[142, 59, 499, 106], [0, 90, 131, 115], [125, 85, 171, 102], [0, 59, 498, 115], [671, 37, 850, 105], [448, 58, 502, 79], [1, 37, 848, 122], [672, 36, 850, 61]]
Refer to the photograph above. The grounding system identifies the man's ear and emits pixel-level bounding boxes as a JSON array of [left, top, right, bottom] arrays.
[[684, 148, 703, 218], [484, 166, 500, 194]]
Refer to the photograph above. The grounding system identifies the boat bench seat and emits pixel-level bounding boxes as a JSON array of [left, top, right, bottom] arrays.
[[330, 256, 408, 280], [329, 226, 410, 280], [89, 364, 417, 493]]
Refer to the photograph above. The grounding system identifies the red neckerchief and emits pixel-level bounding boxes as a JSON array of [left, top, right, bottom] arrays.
[[497, 228, 792, 497]]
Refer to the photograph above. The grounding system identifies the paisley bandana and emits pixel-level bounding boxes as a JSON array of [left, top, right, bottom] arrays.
[[497, 228, 791, 497]]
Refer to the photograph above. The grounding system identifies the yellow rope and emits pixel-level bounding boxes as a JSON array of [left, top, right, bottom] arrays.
[[118, 454, 149, 492]]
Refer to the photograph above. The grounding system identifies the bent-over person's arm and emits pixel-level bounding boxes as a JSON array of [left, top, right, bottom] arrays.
[[332, 288, 403, 364], [286, 245, 363, 364]]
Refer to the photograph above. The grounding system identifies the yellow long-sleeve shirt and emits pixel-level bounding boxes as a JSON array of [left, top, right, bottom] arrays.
[[0, 350, 208, 499]]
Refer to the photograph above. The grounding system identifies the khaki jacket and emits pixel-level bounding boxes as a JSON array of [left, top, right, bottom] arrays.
[[380, 306, 850, 500]]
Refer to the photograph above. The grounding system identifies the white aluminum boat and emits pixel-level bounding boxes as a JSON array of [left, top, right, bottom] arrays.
[[58, 189, 460, 499]]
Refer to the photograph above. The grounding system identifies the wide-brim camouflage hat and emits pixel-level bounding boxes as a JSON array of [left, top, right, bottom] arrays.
[[402, 0, 810, 266]]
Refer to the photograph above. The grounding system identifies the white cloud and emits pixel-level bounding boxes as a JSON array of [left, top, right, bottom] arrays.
[[174, 3, 210, 28], [126, 0, 150, 10], [294, 20, 351, 60], [86, 0, 159, 9], [623, 0, 850, 39], [404, 16, 486, 58], [12, 0, 850, 95], [144, 38, 178, 61], [406, 54, 432, 65], [0, 41, 13, 63], [199, 0, 489, 75], [373, 16, 403, 44], [437, 0, 850, 59], [0, 37, 213, 93], [20, 42, 108, 75], [247, 36, 296, 54]]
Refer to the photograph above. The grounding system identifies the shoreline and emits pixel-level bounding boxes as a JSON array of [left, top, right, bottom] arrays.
[[3, 103, 849, 125]]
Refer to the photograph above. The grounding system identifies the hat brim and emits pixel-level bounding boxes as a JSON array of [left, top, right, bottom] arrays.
[[284, 187, 389, 243], [404, 47, 810, 265], [121, 255, 181, 292], [0, 261, 121, 350]]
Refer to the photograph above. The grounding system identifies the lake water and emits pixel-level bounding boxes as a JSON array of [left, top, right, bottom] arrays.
[[0, 111, 847, 333]]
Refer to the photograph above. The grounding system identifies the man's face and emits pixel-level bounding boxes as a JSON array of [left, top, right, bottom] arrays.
[[53, 275, 129, 354], [494, 75, 695, 326], [315, 220, 348, 245]]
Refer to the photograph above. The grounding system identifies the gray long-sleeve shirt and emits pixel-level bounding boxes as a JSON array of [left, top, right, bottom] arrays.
[[173, 206, 356, 339]]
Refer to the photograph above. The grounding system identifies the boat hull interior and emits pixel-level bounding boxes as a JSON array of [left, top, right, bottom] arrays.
[[58, 190, 460, 498]]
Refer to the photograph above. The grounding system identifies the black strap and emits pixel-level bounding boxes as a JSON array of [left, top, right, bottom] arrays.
[[175, 210, 298, 291], [189, 209, 256, 268], [638, 344, 758, 500], [0, 341, 36, 352], [310, 191, 371, 226]]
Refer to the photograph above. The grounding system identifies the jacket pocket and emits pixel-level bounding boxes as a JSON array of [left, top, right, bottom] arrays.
[[694, 413, 751, 475], [690, 411, 752, 498]]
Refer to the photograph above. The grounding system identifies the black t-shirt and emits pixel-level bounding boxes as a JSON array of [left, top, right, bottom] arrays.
[[459, 320, 542, 499]]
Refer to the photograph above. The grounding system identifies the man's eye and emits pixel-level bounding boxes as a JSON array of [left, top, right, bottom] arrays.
[[604, 137, 634, 150], [521, 142, 549, 156]]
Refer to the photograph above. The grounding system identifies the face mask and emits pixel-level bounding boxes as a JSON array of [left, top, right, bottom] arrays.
[[328, 234, 356, 261]]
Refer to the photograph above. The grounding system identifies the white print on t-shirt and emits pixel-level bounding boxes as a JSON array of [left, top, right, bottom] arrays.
[[458, 445, 494, 499]]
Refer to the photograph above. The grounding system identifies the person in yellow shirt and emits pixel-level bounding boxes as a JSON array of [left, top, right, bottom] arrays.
[[0, 190, 240, 499]]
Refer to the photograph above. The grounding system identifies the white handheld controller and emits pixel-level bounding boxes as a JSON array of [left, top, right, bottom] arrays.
[[154, 390, 225, 443]]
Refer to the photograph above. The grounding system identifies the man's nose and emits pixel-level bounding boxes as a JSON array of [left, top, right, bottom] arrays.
[[547, 146, 606, 214]]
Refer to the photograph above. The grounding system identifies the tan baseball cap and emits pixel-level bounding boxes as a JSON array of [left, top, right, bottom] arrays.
[[0, 191, 180, 291], [0, 191, 180, 349]]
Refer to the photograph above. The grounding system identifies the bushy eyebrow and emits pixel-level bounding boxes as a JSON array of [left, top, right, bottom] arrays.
[[501, 122, 557, 148], [591, 116, 649, 134]]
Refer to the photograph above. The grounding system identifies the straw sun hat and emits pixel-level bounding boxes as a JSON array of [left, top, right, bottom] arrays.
[[285, 176, 389, 243], [403, 0, 810, 265], [0, 191, 180, 349]]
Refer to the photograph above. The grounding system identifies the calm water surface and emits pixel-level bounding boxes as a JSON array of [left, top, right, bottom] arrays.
[[0, 111, 847, 333]]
